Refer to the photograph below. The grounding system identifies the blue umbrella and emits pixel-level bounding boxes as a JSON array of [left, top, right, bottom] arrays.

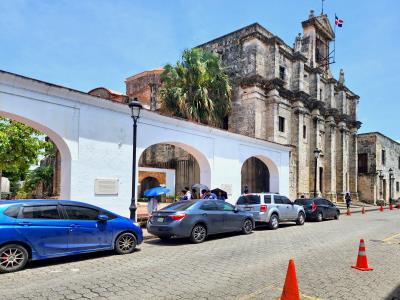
[[144, 186, 170, 197]]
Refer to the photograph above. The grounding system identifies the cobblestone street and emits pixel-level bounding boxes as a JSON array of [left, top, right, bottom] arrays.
[[2, 210, 400, 300]]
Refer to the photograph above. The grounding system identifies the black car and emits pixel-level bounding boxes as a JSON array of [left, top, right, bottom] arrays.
[[294, 198, 340, 221]]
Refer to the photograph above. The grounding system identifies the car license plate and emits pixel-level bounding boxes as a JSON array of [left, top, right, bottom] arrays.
[[157, 217, 164, 222], [245, 207, 252, 211]]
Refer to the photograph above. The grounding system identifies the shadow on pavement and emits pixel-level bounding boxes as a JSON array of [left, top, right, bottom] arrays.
[[145, 231, 252, 246], [385, 284, 400, 300], [26, 248, 142, 270]]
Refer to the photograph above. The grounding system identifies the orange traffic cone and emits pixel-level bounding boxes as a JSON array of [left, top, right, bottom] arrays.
[[280, 259, 300, 300], [346, 208, 351, 216], [351, 239, 373, 271], [397, 203, 400, 209], [361, 206, 365, 214], [380, 205, 384, 212], [389, 203, 393, 210]]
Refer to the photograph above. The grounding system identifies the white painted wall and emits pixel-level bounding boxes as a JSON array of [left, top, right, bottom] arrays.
[[0, 70, 290, 217]]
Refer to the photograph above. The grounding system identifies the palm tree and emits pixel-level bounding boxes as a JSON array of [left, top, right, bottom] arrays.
[[159, 48, 231, 127]]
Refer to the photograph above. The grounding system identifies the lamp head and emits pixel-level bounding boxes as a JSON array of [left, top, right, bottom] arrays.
[[128, 98, 143, 119]]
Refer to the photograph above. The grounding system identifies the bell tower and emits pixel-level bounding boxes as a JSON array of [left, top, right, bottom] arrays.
[[300, 10, 335, 72]]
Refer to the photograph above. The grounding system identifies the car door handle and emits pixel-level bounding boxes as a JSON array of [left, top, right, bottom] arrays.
[[69, 224, 80, 228], [202, 213, 207, 216], [17, 222, 32, 226]]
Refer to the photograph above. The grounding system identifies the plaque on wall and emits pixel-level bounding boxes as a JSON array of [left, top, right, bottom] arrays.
[[94, 178, 119, 195]]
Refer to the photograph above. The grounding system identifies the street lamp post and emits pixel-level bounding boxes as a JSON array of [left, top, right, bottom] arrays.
[[389, 168, 394, 205], [128, 98, 143, 221], [313, 148, 321, 198]]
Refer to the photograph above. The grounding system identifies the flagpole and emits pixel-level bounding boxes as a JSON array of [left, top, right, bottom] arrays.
[[333, 14, 337, 64]]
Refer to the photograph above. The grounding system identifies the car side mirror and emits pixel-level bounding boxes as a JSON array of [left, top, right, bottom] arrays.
[[234, 208, 239, 213], [98, 214, 109, 222]]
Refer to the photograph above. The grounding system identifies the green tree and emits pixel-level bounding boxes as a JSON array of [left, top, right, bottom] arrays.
[[0, 117, 48, 199], [159, 48, 232, 126]]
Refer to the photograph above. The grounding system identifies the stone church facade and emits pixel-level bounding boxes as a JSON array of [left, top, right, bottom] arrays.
[[125, 11, 361, 202]]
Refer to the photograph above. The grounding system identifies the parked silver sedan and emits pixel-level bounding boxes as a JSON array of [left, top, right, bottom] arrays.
[[147, 200, 255, 243]]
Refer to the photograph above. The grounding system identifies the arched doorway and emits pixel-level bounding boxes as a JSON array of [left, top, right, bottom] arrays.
[[140, 176, 160, 197], [241, 157, 270, 193], [138, 143, 201, 196], [0, 112, 72, 199]]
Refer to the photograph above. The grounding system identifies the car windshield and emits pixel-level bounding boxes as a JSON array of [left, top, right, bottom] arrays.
[[237, 195, 261, 205], [161, 201, 196, 211], [294, 199, 313, 205]]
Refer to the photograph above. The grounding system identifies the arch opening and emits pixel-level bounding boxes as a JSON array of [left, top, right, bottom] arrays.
[[0, 111, 72, 199], [241, 157, 270, 193]]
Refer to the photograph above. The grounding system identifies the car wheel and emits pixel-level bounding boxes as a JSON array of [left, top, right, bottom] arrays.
[[242, 219, 253, 235], [296, 212, 305, 225], [316, 212, 323, 222], [268, 214, 279, 230], [0, 244, 29, 273], [334, 211, 340, 220], [190, 224, 207, 243], [115, 232, 137, 254]]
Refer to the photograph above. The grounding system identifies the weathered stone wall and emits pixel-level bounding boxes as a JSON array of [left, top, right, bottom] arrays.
[[358, 133, 400, 204]]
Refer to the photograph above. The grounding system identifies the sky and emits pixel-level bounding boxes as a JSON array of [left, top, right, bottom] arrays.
[[1, 0, 399, 139]]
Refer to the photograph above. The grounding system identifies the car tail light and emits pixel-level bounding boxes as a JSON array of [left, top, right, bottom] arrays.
[[260, 204, 267, 213], [311, 202, 317, 212], [168, 213, 187, 221]]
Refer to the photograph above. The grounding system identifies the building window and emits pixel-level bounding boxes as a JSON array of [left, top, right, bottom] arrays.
[[358, 153, 368, 174], [278, 117, 285, 132], [398, 157, 400, 169], [382, 149, 386, 165], [303, 125, 307, 139], [279, 66, 285, 81], [397, 182, 400, 192], [319, 89, 323, 100]]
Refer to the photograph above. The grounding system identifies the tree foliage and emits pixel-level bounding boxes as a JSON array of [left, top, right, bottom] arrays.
[[0, 117, 48, 197], [159, 48, 232, 126], [0, 117, 47, 173]]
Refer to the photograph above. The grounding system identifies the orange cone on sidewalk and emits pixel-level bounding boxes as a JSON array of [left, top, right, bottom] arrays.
[[351, 239, 373, 271], [280, 259, 300, 300], [389, 203, 393, 210], [346, 208, 351, 216], [397, 203, 400, 209], [380, 205, 384, 212], [361, 206, 365, 214]]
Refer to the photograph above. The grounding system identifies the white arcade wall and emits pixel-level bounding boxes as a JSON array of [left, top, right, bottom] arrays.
[[0, 70, 290, 217]]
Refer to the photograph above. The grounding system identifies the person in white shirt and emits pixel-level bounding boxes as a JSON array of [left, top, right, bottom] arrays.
[[147, 197, 158, 215], [184, 187, 192, 200]]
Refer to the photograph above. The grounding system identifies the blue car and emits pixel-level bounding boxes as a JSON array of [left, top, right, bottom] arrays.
[[0, 200, 143, 273]]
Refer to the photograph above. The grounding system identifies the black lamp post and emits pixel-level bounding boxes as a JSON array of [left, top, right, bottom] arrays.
[[389, 168, 394, 205], [313, 148, 321, 198], [128, 98, 143, 221]]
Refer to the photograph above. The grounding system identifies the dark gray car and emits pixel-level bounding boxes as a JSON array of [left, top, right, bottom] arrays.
[[147, 200, 255, 243]]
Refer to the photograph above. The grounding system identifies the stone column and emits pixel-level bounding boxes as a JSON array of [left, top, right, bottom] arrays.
[[292, 103, 309, 198], [349, 128, 359, 201], [310, 110, 324, 197], [336, 122, 348, 202], [324, 116, 337, 202]]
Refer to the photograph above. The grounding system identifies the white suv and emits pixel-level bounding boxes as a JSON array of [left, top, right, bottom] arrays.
[[235, 193, 305, 229]]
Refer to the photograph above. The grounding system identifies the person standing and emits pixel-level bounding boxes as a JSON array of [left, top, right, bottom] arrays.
[[191, 188, 199, 199], [203, 189, 217, 200], [217, 191, 226, 201], [243, 185, 249, 194], [180, 190, 188, 201], [345, 192, 352, 209], [147, 197, 158, 216], [184, 186, 192, 200]]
